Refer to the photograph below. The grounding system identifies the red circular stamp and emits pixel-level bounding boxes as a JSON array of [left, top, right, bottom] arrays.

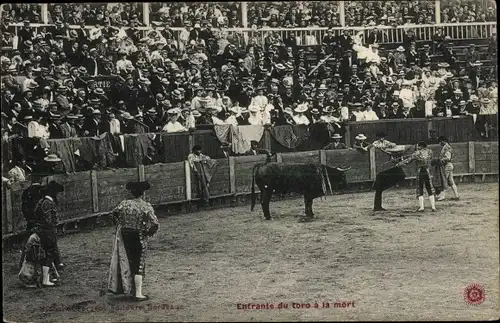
[[463, 283, 486, 305]]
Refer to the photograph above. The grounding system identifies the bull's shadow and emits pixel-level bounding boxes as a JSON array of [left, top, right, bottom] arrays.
[[250, 162, 351, 222]]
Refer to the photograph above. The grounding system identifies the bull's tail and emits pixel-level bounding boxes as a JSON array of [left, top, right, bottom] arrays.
[[250, 163, 261, 211]]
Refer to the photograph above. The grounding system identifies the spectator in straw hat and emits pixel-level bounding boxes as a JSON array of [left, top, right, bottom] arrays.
[[353, 133, 369, 151], [84, 108, 103, 137], [47, 112, 64, 139], [163, 108, 187, 133], [293, 103, 310, 125], [323, 133, 347, 150], [60, 114, 78, 138]]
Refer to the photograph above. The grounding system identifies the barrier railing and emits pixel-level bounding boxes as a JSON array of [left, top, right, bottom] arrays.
[[5, 22, 496, 48], [2, 140, 498, 238], [1, 116, 492, 173]]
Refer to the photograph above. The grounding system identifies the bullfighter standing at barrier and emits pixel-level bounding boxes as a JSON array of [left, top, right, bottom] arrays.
[[396, 141, 437, 212], [433, 136, 460, 201], [108, 181, 159, 302]]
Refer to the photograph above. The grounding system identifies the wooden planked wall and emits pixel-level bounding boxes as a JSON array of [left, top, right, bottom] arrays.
[[2, 141, 498, 238], [347, 116, 479, 146], [145, 162, 186, 204]]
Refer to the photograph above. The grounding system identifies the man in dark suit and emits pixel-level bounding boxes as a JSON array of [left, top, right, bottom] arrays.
[[189, 23, 202, 43], [48, 113, 64, 139], [244, 140, 271, 157], [85, 48, 101, 77], [84, 109, 103, 136], [220, 142, 235, 158], [366, 28, 383, 45], [340, 50, 357, 83], [337, 29, 353, 51]]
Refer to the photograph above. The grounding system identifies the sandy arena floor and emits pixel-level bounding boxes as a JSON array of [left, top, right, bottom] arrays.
[[2, 183, 499, 322]]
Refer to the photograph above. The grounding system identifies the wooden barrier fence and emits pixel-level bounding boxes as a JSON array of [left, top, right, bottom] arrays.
[[2, 116, 493, 172], [2, 141, 497, 239]]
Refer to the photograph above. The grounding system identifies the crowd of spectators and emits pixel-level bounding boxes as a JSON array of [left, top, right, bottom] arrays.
[[1, 17, 497, 144], [345, 1, 436, 27], [441, 0, 497, 23], [1, 2, 496, 28]]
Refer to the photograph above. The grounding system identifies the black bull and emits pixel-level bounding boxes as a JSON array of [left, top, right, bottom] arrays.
[[250, 163, 351, 220]]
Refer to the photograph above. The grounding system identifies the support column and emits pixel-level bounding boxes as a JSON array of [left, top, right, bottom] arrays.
[[241, 2, 248, 28], [435, 0, 441, 24], [339, 1, 346, 27], [143, 3, 150, 27], [42, 4, 49, 24]]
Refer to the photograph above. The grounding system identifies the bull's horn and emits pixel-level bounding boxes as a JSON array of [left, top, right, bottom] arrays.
[[336, 166, 352, 172]]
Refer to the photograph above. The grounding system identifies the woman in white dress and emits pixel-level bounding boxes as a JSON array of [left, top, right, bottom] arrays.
[[352, 31, 380, 64]]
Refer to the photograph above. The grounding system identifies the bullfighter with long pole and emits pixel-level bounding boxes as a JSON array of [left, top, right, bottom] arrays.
[[396, 141, 437, 212], [370, 132, 407, 212]]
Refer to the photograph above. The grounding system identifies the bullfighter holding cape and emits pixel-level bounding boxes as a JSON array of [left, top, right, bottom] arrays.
[[108, 181, 159, 302], [432, 136, 460, 201]]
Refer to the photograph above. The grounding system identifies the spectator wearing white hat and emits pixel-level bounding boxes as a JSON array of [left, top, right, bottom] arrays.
[[353, 133, 369, 151], [292, 104, 310, 125], [163, 108, 187, 133]]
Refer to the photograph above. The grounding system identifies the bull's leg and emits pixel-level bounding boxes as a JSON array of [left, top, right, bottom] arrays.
[[261, 189, 272, 220], [300, 195, 314, 222]]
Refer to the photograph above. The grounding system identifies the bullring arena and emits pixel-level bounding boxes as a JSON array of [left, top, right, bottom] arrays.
[[3, 179, 499, 321], [2, 0, 500, 321]]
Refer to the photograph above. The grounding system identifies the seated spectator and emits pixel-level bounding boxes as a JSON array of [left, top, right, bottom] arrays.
[[353, 133, 369, 151], [244, 140, 271, 157], [323, 133, 347, 150], [163, 108, 187, 133]]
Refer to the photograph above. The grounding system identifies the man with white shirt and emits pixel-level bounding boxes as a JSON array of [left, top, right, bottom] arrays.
[[163, 108, 187, 133]]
